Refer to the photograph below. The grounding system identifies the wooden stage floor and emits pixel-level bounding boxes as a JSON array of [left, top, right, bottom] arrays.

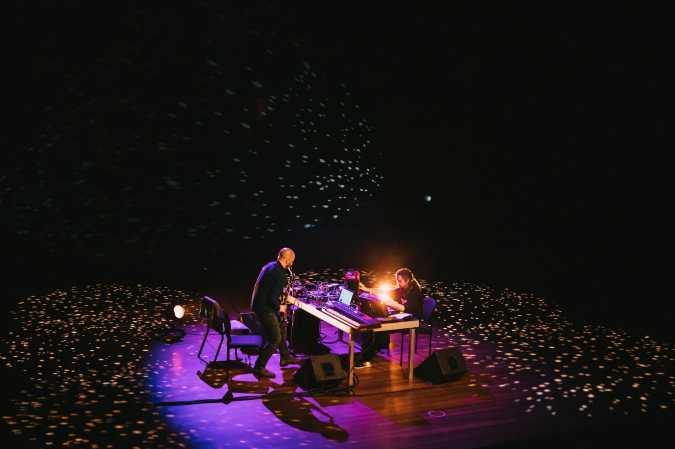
[[3, 281, 671, 449], [146, 318, 669, 449]]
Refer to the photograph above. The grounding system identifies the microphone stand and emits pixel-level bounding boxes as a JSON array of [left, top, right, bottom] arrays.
[[281, 266, 295, 323], [283, 266, 299, 355]]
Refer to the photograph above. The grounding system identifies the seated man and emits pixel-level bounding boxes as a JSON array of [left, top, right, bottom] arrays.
[[355, 267, 424, 368]]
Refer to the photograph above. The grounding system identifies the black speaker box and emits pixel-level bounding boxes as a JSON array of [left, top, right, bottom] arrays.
[[293, 353, 346, 389], [414, 347, 467, 383]]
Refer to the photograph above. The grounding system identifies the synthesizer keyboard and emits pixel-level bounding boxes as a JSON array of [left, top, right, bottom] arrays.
[[323, 301, 381, 330]]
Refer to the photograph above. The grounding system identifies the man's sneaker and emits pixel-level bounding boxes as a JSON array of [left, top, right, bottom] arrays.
[[252, 367, 275, 378], [280, 355, 302, 367]]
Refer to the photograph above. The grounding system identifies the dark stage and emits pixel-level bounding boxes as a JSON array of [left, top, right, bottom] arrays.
[[3, 1, 673, 448], [1, 272, 672, 448]]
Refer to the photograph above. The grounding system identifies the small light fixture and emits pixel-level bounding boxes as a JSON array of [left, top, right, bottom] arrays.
[[163, 304, 186, 343], [174, 305, 185, 319], [376, 282, 393, 301]]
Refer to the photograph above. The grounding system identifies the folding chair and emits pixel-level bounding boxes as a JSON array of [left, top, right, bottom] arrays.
[[197, 296, 263, 366], [399, 296, 437, 365]]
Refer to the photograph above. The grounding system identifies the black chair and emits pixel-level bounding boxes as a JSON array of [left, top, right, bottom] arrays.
[[197, 296, 263, 366], [239, 311, 265, 337], [238, 311, 267, 359], [399, 296, 437, 365]]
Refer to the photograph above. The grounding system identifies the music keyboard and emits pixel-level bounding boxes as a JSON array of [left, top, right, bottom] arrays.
[[322, 301, 381, 330]]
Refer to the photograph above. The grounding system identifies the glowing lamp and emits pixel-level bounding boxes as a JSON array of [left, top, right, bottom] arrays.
[[163, 305, 187, 344], [173, 305, 185, 319], [377, 282, 394, 292], [376, 282, 393, 301]]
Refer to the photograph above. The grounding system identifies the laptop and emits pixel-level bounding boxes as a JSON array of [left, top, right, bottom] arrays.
[[338, 287, 354, 306]]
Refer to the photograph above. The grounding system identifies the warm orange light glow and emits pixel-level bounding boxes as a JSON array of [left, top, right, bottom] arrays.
[[377, 282, 394, 292], [376, 282, 394, 301]]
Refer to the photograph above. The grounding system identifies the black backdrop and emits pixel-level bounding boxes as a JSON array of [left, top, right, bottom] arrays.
[[6, 1, 672, 337]]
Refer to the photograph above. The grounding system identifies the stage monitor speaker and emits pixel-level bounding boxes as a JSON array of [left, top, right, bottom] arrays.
[[414, 347, 467, 383], [293, 353, 346, 389]]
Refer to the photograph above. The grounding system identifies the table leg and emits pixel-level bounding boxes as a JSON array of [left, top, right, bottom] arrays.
[[408, 328, 416, 382], [348, 332, 355, 387]]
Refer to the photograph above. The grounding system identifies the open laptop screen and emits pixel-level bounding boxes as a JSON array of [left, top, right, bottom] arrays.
[[338, 287, 354, 306]]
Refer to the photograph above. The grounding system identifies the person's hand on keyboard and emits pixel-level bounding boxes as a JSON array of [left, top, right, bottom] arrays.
[[382, 297, 405, 313]]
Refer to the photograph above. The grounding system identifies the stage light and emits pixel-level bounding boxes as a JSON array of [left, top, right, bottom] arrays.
[[377, 282, 394, 292], [376, 282, 393, 301], [163, 305, 187, 344], [424, 194, 432, 203], [174, 305, 185, 319]]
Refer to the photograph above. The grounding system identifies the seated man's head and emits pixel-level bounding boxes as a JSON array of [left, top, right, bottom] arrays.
[[344, 270, 360, 281], [395, 268, 415, 289], [343, 270, 360, 292]]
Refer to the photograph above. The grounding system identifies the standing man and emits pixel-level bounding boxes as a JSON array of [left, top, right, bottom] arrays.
[[250, 247, 301, 378]]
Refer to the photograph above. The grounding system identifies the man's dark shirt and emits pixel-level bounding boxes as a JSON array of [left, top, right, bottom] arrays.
[[250, 261, 289, 317], [391, 283, 424, 319]]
